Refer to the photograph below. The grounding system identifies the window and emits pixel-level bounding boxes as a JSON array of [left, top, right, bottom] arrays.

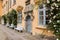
[[17, 12, 22, 23], [39, 4, 43, 9], [39, 11, 44, 25], [8, 0, 11, 8], [6, 2, 8, 11], [13, 0, 16, 5], [38, 4, 49, 25]]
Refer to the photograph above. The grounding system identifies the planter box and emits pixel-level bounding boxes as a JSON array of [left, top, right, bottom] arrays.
[[9, 24, 14, 29]]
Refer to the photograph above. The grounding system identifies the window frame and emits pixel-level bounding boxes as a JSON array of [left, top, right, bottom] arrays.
[[13, 0, 16, 5], [38, 4, 46, 26], [8, 0, 11, 8], [17, 12, 22, 24]]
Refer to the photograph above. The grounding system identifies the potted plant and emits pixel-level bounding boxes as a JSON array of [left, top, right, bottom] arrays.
[[6, 12, 10, 27], [2, 15, 7, 25], [8, 9, 17, 29], [7, 12, 12, 27]]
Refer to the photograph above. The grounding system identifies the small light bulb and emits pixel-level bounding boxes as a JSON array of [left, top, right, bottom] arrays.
[[57, 0, 60, 2], [57, 20, 60, 23], [51, 6, 54, 9], [53, 16, 56, 19], [54, 25, 56, 27], [47, 0, 50, 3], [52, 0, 55, 1]]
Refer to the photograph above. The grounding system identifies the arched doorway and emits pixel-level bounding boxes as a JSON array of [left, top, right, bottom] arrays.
[[25, 15, 32, 33]]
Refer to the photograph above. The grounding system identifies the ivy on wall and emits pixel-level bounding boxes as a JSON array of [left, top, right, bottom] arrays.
[[2, 14, 7, 25]]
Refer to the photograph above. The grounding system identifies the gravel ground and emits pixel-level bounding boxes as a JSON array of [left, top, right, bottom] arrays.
[[0, 24, 56, 40], [0, 29, 8, 40], [0, 24, 40, 40]]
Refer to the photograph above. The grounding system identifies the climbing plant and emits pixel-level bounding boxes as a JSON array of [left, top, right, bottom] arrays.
[[2, 15, 7, 25], [7, 9, 17, 26]]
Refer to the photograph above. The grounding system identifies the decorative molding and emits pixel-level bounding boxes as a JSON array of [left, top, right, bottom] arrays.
[[24, 4, 34, 12], [0, 0, 3, 1], [16, 6, 23, 12], [34, 0, 47, 5]]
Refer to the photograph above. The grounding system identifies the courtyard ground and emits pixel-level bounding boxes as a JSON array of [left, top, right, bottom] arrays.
[[0, 24, 56, 40]]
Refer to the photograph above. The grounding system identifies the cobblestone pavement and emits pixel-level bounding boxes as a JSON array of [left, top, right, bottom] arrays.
[[0, 24, 44, 40]]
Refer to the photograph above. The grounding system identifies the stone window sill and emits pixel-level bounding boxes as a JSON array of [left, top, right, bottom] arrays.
[[36, 26, 47, 30]]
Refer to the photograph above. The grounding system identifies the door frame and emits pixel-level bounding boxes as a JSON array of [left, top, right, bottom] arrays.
[[25, 14, 32, 33]]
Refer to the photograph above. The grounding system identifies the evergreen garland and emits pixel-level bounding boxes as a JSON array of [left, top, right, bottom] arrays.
[[46, 0, 60, 40]]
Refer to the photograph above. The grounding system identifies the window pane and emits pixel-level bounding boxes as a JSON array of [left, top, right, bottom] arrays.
[[39, 16, 44, 25], [13, 0, 16, 5], [39, 4, 43, 9], [39, 11, 43, 15], [39, 10, 44, 25], [17, 12, 22, 23], [9, 0, 11, 8]]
